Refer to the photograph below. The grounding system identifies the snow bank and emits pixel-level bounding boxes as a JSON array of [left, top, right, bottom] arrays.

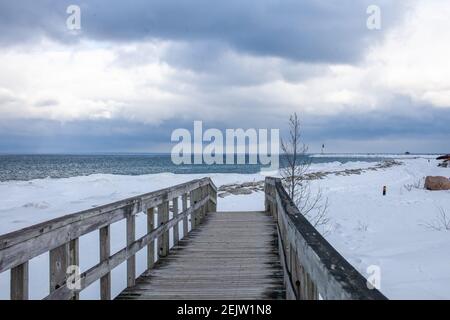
[[310, 153, 439, 159], [310, 158, 450, 299]]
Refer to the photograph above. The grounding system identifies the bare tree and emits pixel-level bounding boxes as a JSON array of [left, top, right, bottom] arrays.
[[420, 207, 450, 231], [280, 113, 329, 229]]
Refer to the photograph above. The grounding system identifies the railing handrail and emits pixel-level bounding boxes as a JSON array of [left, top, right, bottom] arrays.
[[0, 177, 217, 300], [0, 177, 213, 252], [265, 177, 387, 300], [44, 193, 212, 300]]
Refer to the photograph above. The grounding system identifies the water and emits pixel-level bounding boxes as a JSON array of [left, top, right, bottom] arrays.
[[0, 154, 388, 182]]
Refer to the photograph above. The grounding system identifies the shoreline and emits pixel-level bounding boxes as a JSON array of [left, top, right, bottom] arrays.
[[218, 159, 403, 198]]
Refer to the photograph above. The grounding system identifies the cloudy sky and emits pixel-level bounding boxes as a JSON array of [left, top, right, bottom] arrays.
[[0, 0, 448, 153]]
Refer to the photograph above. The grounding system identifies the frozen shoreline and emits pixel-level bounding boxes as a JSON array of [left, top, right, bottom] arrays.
[[0, 157, 449, 299]]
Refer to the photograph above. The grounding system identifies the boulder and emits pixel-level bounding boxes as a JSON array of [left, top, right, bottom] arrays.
[[436, 154, 450, 160], [230, 188, 253, 195], [438, 160, 449, 168], [425, 176, 450, 190]]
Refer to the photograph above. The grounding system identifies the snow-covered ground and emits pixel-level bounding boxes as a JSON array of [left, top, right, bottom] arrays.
[[318, 158, 450, 299], [310, 153, 439, 159], [0, 157, 449, 299]]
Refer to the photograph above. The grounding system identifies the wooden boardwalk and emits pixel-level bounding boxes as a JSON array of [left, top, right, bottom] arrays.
[[116, 211, 285, 300]]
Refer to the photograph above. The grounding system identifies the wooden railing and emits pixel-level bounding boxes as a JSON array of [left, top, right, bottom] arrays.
[[0, 177, 217, 300], [265, 177, 387, 300]]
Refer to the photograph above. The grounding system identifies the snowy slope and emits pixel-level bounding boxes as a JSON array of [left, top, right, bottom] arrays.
[[316, 158, 450, 299]]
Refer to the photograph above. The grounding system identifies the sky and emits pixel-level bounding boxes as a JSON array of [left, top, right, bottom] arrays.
[[0, 0, 449, 154]]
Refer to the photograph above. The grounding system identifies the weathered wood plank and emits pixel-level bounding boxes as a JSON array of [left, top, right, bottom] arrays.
[[99, 226, 111, 300], [69, 238, 79, 300], [157, 201, 169, 258], [190, 189, 200, 228], [116, 211, 285, 300], [147, 207, 155, 269], [44, 196, 209, 300], [0, 204, 135, 273], [208, 184, 217, 213], [172, 197, 179, 246], [265, 177, 387, 300], [10, 262, 28, 300], [182, 193, 188, 237], [0, 178, 216, 273], [126, 212, 136, 287], [49, 243, 69, 293]]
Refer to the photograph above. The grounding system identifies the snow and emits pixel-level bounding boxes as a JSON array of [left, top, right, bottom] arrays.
[[0, 158, 449, 299], [317, 158, 450, 299], [309, 153, 439, 159]]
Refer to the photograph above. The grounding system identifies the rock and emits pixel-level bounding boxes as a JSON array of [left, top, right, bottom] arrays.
[[424, 176, 450, 190], [230, 188, 253, 195], [436, 154, 450, 160], [218, 184, 238, 192], [241, 182, 258, 188], [438, 160, 449, 168], [436, 154, 450, 168]]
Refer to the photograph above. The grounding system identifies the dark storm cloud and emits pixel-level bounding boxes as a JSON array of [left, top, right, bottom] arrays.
[[0, 98, 449, 154], [1, 0, 446, 154], [0, 118, 172, 153], [0, 0, 406, 63]]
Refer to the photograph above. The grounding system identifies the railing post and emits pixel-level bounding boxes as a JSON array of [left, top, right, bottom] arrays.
[[69, 238, 79, 300], [157, 201, 169, 257], [182, 193, 188, 237], [49, 243, 69, 294], [147, 207, 155, 269], [195, 187, 201, 225], [264, 178, 276, 218], [10, 262, 29, 300], [189, 189, 198, 228], [99, 225, 111, 300], [200, 186, 207, 222], [209, 183, 217, 213], [172, 197, 179, 247], [126, 212, 136, 287], [271, 184, 278, 221]]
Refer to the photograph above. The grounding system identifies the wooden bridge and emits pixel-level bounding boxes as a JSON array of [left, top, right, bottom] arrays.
[[0, 177, 386, 300]]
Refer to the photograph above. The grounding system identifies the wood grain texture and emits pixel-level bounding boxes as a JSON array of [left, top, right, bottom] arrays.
[[68, 238, 79, 300], [157, 202, 169, 258], [0, 178, 215, 273], [172, 197, 179, 247], [147, 207, 155, 270], [99, 226, 111, 300], [116, 212, 285, 300], [10, 262, 28, 300], [49, 243, 69, 293], [265, 177, 387, 300], [44, 197, 209, 300], [182, 194, 188, 238], [126, 213, 136, 287]]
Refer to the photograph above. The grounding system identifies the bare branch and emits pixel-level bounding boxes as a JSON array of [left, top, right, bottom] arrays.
[[280, 113, 330, 233], [420, 207, 450, 231]]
